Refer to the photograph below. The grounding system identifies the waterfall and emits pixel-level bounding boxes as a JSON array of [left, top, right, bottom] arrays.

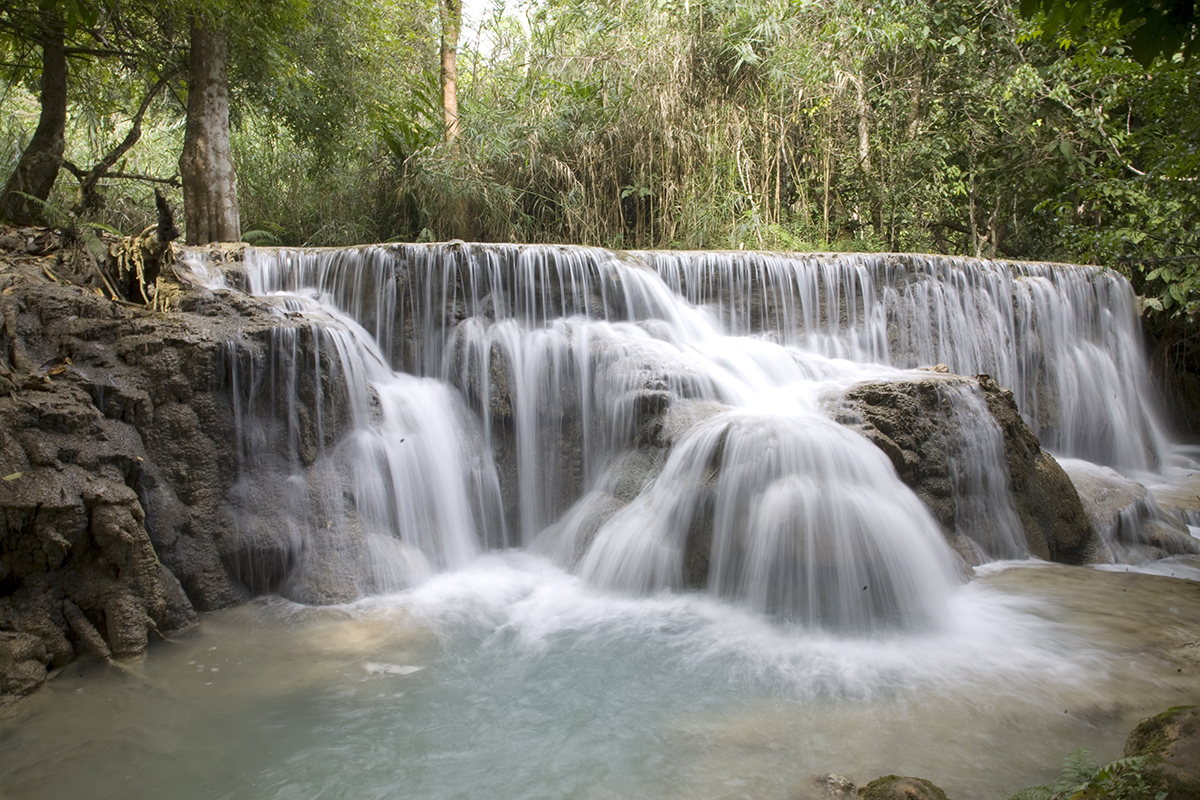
[[218, 243, 1183, 626], [646, 251, 1170, 471], [223, 291, 503, 602]]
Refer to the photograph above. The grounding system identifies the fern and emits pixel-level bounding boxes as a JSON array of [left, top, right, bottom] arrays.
[[1008, 787, 1059, 800], [12, 191, 71, 228], [1008, 748, 1168, 800], [1006, 748, 1097, 800], [83, 221, 124, 238], [1059, 747, 1100, 786]]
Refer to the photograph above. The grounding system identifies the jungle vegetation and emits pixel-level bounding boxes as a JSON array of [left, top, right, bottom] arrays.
[[0, 0, 1197, 325]]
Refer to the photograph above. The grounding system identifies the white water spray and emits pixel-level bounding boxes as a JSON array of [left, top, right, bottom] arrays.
[[225, 244, 1188, 625]]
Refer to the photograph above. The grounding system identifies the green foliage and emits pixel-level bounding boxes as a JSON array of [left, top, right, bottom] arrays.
[[1008, 747, 1169, 800], [3, 0, 1197, 334], [1019, 0, 1196, 65]]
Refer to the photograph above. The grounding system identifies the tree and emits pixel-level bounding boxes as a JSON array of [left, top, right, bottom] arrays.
[[0, 0, 185, 227], [439, 0, 461, 140], [179, 18, 239, 244], [1020, 0, 1197, 65], [0, 1, 77, 224], [173, 0, 308, 244]]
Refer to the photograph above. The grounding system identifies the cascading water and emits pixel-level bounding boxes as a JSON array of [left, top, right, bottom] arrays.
[[228, 243, 1192, 623], [6, 244, 1200, 800], [223, 291, 504, 601], [647, 250, 1172, 471]]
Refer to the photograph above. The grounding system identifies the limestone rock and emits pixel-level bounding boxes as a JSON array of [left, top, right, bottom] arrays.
[[0, 638, 46, 699], [813, 772, 858, 797], [1062, 459, 1200, 561], [972, 375, 1096, 563], [62, 599, 111, 660], [1123, 705, 1200, 800], [1, 235, 327, 703], [858, 775, 950, 800], [840, 374, 1096, 565], [158, 564, 200, 634]]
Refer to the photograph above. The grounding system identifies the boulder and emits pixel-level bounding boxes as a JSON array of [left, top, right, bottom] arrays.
[[813, 772, 859, 797], [1061, 459, 1200, 561], [1122, 705, 1200, 800], [858, 775, 950, 800], [840, 374, 1096, 565], [970, 375, 1097, 564]]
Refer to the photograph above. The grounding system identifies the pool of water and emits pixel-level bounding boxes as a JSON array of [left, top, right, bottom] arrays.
[[2, 555, 1198, 800]]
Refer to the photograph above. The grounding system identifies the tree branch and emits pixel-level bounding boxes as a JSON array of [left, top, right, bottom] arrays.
[[102, 171, 181, 187], [72, 77, 168, 214]]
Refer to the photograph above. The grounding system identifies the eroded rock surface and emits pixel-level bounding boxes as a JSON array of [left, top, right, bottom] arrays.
[[840, 374, 1096, 564], [0, 234, 319, 703], [1061, 459, 1200, 562], [858, 775, 950, 800]]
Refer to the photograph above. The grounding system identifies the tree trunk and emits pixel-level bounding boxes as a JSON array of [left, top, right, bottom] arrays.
[[440, 0, 461, 141], [854, 76, 882, 240], [180, 22, 240, 245], [0, 9, 68, 226]]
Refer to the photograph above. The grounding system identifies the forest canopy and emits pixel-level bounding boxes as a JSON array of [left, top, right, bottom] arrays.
[[0, 0, 1197, 320]]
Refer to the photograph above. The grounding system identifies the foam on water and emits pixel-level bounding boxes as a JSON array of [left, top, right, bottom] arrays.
[[7, 555, 1195, 800], [392, 553, 1091, 698]]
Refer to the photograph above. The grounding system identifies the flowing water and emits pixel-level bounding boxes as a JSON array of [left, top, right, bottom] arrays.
[[2, 245, 1198, 799], [2, 560, 1198, 800]]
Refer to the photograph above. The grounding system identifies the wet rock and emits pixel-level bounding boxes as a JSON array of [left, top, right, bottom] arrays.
[[1123, 705, 1200, 800], [858, 775, 949, 800], [104, 593, 150, 659], [62, 599, 111, 660], [0, 638, 47, 698], [1149, 472, 1200, 522], [1062, 459, 1200, 561], [812, 772, 858, 797], [1, 238, 328, 703], [6, 632, 47, 664], [8, 613, 74, 668], [1063, 459, 1149, 530], [1142, 519, 1200, 556], [972, 376, 1096, 564], [839, 379, 954, 528], [280, 519, 364, 606], [841, 374, 1096, 565], [158, 564, 199, 633], [660, 400, 726, 446]]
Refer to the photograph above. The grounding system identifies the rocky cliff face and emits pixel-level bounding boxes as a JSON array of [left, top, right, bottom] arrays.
[[0, 230, 317, 703]]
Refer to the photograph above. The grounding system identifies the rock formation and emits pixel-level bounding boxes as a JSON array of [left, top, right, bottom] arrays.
[[839, 374, 1096, 565], [0, 229, 317, 703], [1061, 459, 1200, 561], [858, 776, 950, 800]]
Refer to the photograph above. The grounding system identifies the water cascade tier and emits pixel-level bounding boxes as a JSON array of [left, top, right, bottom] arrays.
[[220, 244, 1194, 629]]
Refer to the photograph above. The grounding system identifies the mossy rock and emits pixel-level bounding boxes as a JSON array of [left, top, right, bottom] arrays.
[[860, 775, 950, 800], [1120, 705, 1200, 800]]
